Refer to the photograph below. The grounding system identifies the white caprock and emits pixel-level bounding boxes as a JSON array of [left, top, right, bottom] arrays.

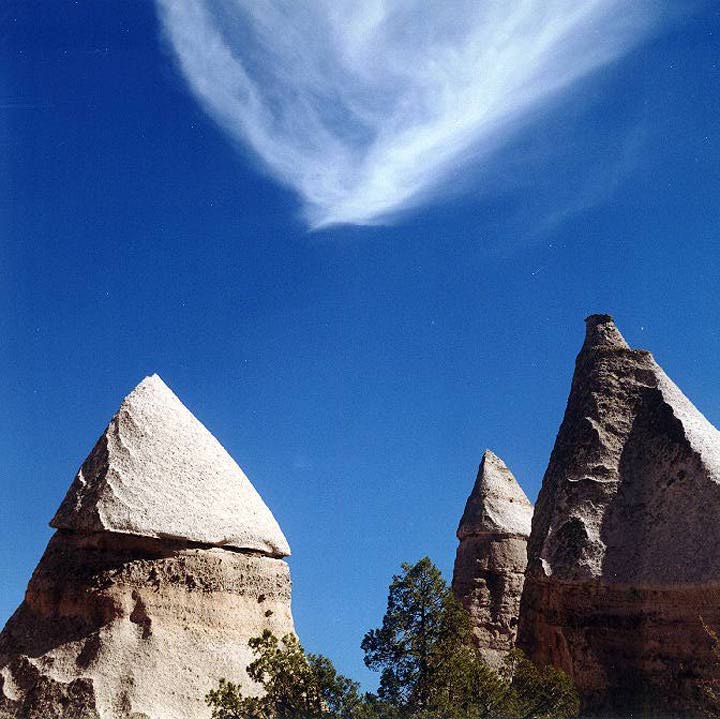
[[457, 449, 533, 539], [51, 374, 290, 557]]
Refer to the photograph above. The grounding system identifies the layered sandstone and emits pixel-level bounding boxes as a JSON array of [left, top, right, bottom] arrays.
[[517, 315, 720, 717], [452, 450, 533, 669], [0, 376, 294, 719]]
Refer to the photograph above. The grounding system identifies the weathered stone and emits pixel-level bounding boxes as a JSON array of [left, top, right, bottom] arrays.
[[0, 533, 293, 719], [1, 376, 295, 719], [517, 315, 720, 717], [452, 450, 533, 669], [52, 374, 290, 557]]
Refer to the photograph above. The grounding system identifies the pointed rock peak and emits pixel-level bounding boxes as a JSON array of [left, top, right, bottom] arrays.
[[133, 372, 171, 394], [480, 449, 513, 481], [51, 374, 291, 557], [457, 450, 533, 539], [582, 314, 629, 352], [527, 313, 720, 584]]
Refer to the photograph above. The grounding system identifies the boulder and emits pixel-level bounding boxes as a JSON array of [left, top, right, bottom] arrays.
[[452, 450, 533, 668]]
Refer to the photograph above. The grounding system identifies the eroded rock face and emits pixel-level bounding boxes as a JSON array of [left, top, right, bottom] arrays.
[[0, 533, 292, 719], [0, 376, 294, 719], [452, 451, 533, 669], [517, 315, 720, 717]]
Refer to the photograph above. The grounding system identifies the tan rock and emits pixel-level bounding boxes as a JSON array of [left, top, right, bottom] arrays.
[[0, 533, 293, 719], [0, 377, 295, 719], [52, 374, 290, 557], [452, 451, 533, 669], [517, 315, 720, 717]]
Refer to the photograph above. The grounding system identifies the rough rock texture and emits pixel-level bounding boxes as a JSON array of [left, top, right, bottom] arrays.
[[0, 533, 293, 719], [452, 451, 533, 669], [517, 315, 720, 717], [0, 376, 294, 719], [52, 374, 290, 557]]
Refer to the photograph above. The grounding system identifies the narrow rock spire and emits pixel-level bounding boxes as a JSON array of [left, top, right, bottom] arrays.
[[453, 450, 533, 669]]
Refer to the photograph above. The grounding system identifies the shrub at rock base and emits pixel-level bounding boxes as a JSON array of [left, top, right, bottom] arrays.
[[207, 558, 579, 719]]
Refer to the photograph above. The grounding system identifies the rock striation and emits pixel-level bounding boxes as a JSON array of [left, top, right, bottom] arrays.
[[452, 450, 533, 669], [0, 375, 294, 719], [517, 315, 720, 717]]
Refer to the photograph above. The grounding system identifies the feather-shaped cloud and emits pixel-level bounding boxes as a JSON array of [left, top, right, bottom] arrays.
[[157, 1, 655, 228]]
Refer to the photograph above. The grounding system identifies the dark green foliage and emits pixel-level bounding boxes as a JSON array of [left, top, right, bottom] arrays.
[[696, 619, 720, 718], [207, 557, 580, 719], [361, 557, 471, 713], [206, 630, 365, 719], [501, 649, 580, 719], [361, 557, 579, 719]]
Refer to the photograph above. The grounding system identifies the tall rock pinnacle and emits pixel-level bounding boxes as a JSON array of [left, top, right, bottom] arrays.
[[0, 376, 295, 719], [452, 450, 533, 668], [517, 315, 720, 717]]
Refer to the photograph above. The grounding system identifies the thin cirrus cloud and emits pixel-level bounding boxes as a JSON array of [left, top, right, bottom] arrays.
[[156, 1, 658, 229]]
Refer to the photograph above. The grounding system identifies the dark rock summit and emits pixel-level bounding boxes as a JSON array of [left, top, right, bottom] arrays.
[[517, 315, 720, 717]]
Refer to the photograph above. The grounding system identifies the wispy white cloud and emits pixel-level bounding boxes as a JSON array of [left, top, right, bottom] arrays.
[[156, 1, 657, 228]]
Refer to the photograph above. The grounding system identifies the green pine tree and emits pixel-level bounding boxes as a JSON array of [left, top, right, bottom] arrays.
[[361, 557, 579, 719], [361, 556, 471, 714], [206, 630, 366, 719]]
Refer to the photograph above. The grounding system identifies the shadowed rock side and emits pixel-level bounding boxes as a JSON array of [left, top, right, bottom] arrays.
[[452, 451, 533, 669], [517, 315, 720, 718], [0, 376, 294, 719]]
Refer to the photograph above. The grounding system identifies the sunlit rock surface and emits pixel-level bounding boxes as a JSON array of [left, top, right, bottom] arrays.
[[452, 450, 532, 668], [52, 374, 290, 557], [0, 376, 294, 719]]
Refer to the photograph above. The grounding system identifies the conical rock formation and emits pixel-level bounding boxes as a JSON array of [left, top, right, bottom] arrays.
[[452, 451, 533, 668], [0, 376, 294, 719], [517, 315, 720, 717], [52, 374, 290, 557]]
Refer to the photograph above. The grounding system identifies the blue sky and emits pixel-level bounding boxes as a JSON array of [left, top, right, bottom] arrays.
[[1, 0, 719, 689]]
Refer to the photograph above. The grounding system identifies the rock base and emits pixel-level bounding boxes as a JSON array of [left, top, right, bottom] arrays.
[[519, 575, 720, 718], [453, 533, 527, 669], [0, 531, 294, 719]]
